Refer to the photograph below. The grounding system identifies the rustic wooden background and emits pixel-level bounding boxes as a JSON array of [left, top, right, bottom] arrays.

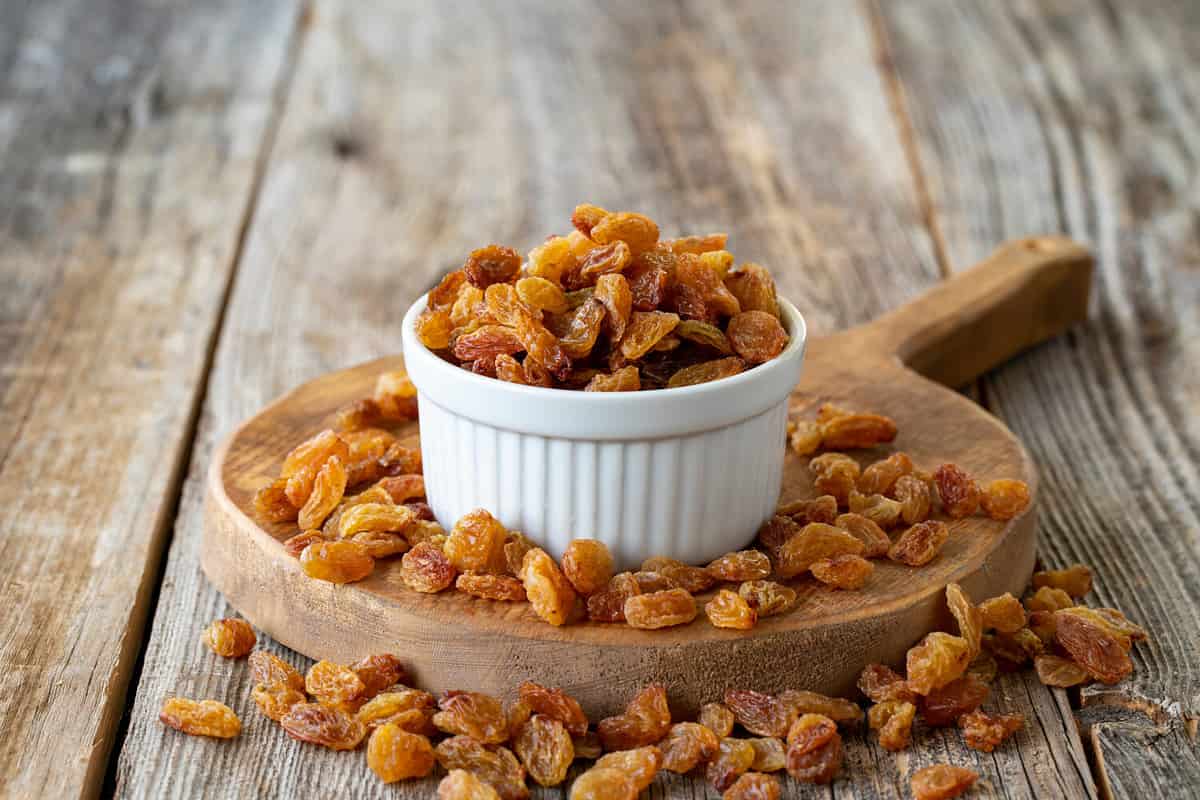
[[1, 0, 1196, 797]]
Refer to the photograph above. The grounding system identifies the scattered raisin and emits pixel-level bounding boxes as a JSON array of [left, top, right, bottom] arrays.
[[281, 703, 366, 750], [868, 699, 915, 751], [888, 520, 949, 567], [708, 737, 756, 791], [810, 554, 873, 589], [597, 684, 671, 751], [1032, 564, 1093, 598], [625, 588, 697, 630], [433, 691, 508, 744], [737, 581, 797, 617], [594, 746, 662, 791], [921, 675, 990, 727], [834, 513, 891, 558], [561, 539, 615, 595], [438, 769, 502, 800], [723, 772, 781, 800], [707, 550, 772, 582], [401, 541, 457, 593], [784, 714, 842, 784], [521, 548, 578, 626], [660, 722, 720, 773], [300, 540, 374, 584], [159, 698, 241, 739], [906, 632, 972, 695], [367, 723, 436, 782], [514, 714, 574, 786], [201, 618, 256, 658], [981, 478, 1031, 520], [911, 764, 978, 800], [1034, 654, 1091, 687], [457, 572, 526, 602], [934, 463, 981, 519], [980, 593, 1026, 633], [706, 589, 758, 630], [959, 709, 1023, 752]]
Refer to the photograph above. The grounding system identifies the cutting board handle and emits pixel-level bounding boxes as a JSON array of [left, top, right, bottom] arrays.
[[858, 236, 1093, 388]]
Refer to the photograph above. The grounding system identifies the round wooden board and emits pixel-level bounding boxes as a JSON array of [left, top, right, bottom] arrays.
[[203, 238, 1095, 717]]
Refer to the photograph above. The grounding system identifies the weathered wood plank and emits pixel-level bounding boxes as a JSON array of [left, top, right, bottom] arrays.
[[877, 0, 1200, 796], [0, 1, 303, 798], [115, 1, 1091, 797]]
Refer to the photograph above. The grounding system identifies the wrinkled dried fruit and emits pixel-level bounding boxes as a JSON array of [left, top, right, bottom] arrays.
[[922, 675, 990, 726], [597, 684, 671, 751], [338, 503, 414, 538], [778, 689, 863, 726], [514, 714, 574, 786], [660, 722, 720, 773], [809, 453, 861, 506], [494, 354, 527, 385], [724, 690, 792, 737], [911, 764, 978, 800], [281, 703, 366, 750], [300, 540, 374, 584], [810, 554, 873, 589], [584, 365, 641, 392], [457, 572, 526, 601], [858, 664, 917, 704], [367, 724, 436, 782], [625, 588, 697, 630], [435, 736, 528, 800], [561, 539, 615, 596], [983, 628, 1044, 666], [202, 618, 256, 658], [784, 714, 842, 784], [774, 523, 865, 579], [453, 325, 524, 362], [306, 660, 366, 708], [946, 583, 983, 657], [433, 691, 508, 743], [249, 650, 305, 691], [756, 515, 801, 557], [445, 508, 509, 574], [934, 463, 981, 519], [572, 731, 602, 760], [667, 357, 746, 388], [591, 211, 659, 255], [1034, 654, 1091, 687], [708, 550, 772, 582], [745, 737, 786, 772], [357, 690, 436, 732], [834, 513, 891, 558], [980, 593, 1026, 633], [848, 490, 904, 529], [906, 632, 972, 695], [252, 683, 307, 721], [640, 557, 716, 593], [1032, 564, 1093, 598], [868, 699, 916, 751], [633, 571, 680, 594], [981, 478, 1031, 520], [587, 572, 642, 623], [700, 702, 736, 738], [1055, 607, 1133, 683], [351, 654, 407, 698], [859, 452, 913, 495], [416, 308, 454, 349], [1026, 586, 1074, 613], [788, 420, 823, 456], [464, 244, 521, 288], [518, 681, 589, 737], [894, 474, 933, 525], [726, 311, 787, 364], [724, 263, 779, 318], [620, 311, 680, 359], [668, 233, 728, 255], [591, 273, 633, 340], [966, 652, 999, 684], [159, 698, 241, 738], [706, 589, 758, 630], [888, 520, 949, 567], [594, 746, 662, 791], [298, 455, 348, 530], [724, 772, 781, 800], [349, 530, 409, 558], [959, 709, 1023, 752], [401, 541, 457, 593], [516, 276, 569, 314], [521, 548, 578, 626], [676, 319, 734, 354], [568, 767, 635, 800], [776, 495, 839, 525], [818, 412, 897, 450], [439, 769, 502, 800], [708, 737, 756, 791], [737, 581, 797, 617], [254, 479, 298, 522]]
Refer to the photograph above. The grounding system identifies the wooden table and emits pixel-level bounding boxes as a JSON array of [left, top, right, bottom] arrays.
[[2, 1, 1196, 797]]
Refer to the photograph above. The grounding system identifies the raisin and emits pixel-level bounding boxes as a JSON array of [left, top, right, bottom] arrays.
[[868, 699, 916, 751], [726, 311, 787, 364], [592, 273, 633, 340], [435, 736, 528, 800], [626, 261, 669, 311], [983, 628, 1044, 666], [756, 515, 801, 557], [906, 632, 972, 695], [784, 714, 842, 784], [707, 737, 756, 791], [858, 452, 913, 495], [810, 554, 873, 589], [1091, 607, 1147, 642], [778, 690, 862, 726], [724, 263, 779, 319], [668, 233, 728, 255], [254, 479, 298, 522], [959, 709, 1023, 752], [737, 581, 797, 617], [252, 683, 306, 722], [848, 490, 904, 529], [445, 508, 509, 574], [979, 593, 1026, 633], [300, 540, 374, 583], [572, 731, 602, 760], [249, 650, 305, 692], [706, 589, 758, 630], [1054, 607, 1133, 683], [625, 588, 697, 629], [597, 684, 672, 751], [591, 211, 659, 255], [438, 769, 502, 800], [298, 454, 348, 530], [338, 503, 414, 538], [514, 714, 574, 787], [453, 325, 524, 362], [1034, 654, 1090, 687], [366, 724, 435, 782], [515, 307, 572, 380], [676, 319, 734, 354], [379, 443, 423, 477], [306, 660, 366, 709], [515, 276, 568, 313], [619, 310, 680, 359], [834, 513, 891, 558], [660, 721, 719, 772], [584, 365, 641, 392], [724, 772, 781, 800], [428, 269, 468, 310], [335, 398, 385, 432], [981, 478, 1031, 520], [416, 308, 454, 349], [745, 737, 786, 772], [568, 767, 635, 800], [517, 681, 589, 737], [966, 652, 999, 684], [1032, 564, 1093, 598], [888, 520, 949, 567], [494, 354, 528, 384], [911, 764, 978, 800], [573, 241, 632, 286], [788, 420, 823, 456], [676, 254, 741, 320], [586, 571, 641, 622], [640, 556, 717, 593], [699, 702, 736, 738], [349, 530, 409, 558], [819, 412, 897, 450], [373, 370, 418, 419], [159, 698, 241, 738], [934, 463, 981, 518], [695, 250, 731, 275], [201, 618, 256, 658], [946, 583, 983, 657], [1026, 586, 1074, 613], [401, 541, 457, 593], [894, 474, 933, 525], [559, 299, 607, 358], [352, 654, 407, 698], [774, 523, 865, 579], [457, 572, 526, 601], [527, 236, 577, 284], [561, 539, 615, 595], [464, 244, 521, 288], [281, 703, 366, 750], [809, 453, 861, 506], [433, 691, 508, 744], [1027, 610, 1058, 645], [724, 690, 792, 737], [922, 675, 990, 726], [858, 664, 917, 704], [594, 746, 662, 791], [357, 689, 436, 732], [708, 550, 772, 582], [781, 496, 842, 525], [521, 547, 578, 626], [667, 357, 747, 388]]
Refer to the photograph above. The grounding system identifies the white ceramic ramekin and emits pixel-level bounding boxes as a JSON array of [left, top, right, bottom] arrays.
[[401, 297, 807, 569]]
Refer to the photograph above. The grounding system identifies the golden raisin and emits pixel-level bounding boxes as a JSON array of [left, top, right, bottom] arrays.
[[445, 508, 508, 574], [699, 702, 736, 738], [858, 452, 913, 495], [619, 311, 680, 359], [367, 724, 436, 782], [668, 233, 728, 255], [584, 366, 641, 392], [774, 523, 865, 579], [401, 541, 457, 593], [249, 650, 305, 692], [847, 490, 904, 529], [784, 714, 842, 784], [737, 581, 797, 617], [934, 463, 981, 518], [591, 211, 660, 256], [464, 244, 521, 288], [300, 540, 374, 584], [281, 703, 366, 750], [921, 675, 990, 726], [434, 737, 528, 800], [810, 554, 873, 589], [888, 520, 949, 567], [253, 479, 298, 523], [306, 659, 366, 708], [594, 746, 662, 792], [818, 412, 897, 450], [906, 632, 972, 695], [624, 588, 697, 630], [357, 689, 436, 732], [778, 690, 862, 725], [705, 589, 758, 630], [707, 550, 772, 582], [959, 709, 1023, 752], [980, 593, 1026, 633], [660, 722, 719, 773], [724, 690, 792, 737], [676, 319, 734, 354], [946, 582, 983, 657], [1034, 654, 1090, 687], [586, 571, 642, 623], [561, 539, 615, 596], [433, 691, 508, 744], [1026, 585, 1074, 613], [809, 453, 861, 506], [667, 357, 747, 388], [868, 699, 915, 751], [575, 241, 632, 285], [788, 420, 823, 456], [521, 548, 578, 626], [1032, 563, 1093, 598], [707, 737, 756, 791], [298, 454, 348, 530], [568, 767, 635, 800], [857, 663, 916, 704], [514, 714, 574, 787], [640, 556, 717, 593], [981, 478, 1031, 520], [726, 311, 787, 364], [746, 738, 786, 772], [201, 618, 256, 658], [1054, 607, 1133, 684], [592, 273, 633, 340], [834, 513, 891, 558], [416, 308, 454, 349], [517, 681, 588, 737], [911, 764, 978, 800], [439, 769, 502, 800], [724, 772, 781, 800], [159, 698, 241, 739], [597, 684, 671, 752], [516, 276, 569, 313], [894, 474, 933, 525], [252, 683, 306, 722], [724, 263, 779, 319], [457, 572, 526, 601], [338, 503, 414, 538]]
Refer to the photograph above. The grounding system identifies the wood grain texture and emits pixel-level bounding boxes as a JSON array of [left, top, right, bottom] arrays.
[[115, 0, 1101, 798], [876, 0, 1200, 796], [0, 1, 302, 798]]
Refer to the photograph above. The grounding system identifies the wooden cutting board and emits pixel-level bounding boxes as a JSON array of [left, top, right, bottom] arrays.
[[202, 236, 1092, 717]]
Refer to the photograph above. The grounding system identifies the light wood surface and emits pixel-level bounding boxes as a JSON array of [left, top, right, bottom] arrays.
[[0, 0, 1190, 798], [200, 236, 1089, 717]]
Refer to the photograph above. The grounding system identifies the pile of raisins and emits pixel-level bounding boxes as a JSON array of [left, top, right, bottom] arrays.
[[413, 204, 790, 391]]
